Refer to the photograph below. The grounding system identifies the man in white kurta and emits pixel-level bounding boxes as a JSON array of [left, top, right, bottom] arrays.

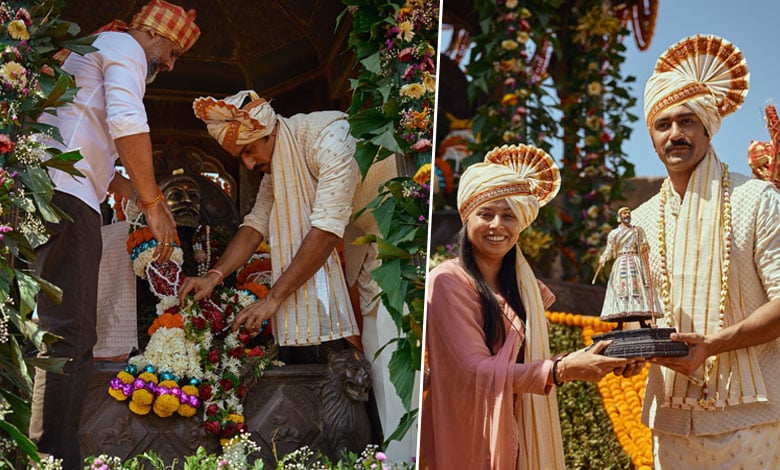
[[631, 34, 780, 468], [182, 90, 361, 349]]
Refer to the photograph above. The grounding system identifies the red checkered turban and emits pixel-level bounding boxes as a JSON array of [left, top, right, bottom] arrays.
[[129, 0, 200, 53]]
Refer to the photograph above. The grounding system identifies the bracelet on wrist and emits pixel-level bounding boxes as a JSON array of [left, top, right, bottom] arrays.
[[140, 190, 164, 209], [206, 268, 224, 284], [552, 358, 564, 387]]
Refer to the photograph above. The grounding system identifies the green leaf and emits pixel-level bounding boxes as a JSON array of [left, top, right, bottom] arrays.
[[24, 356, 69, 374], [360, 51, 382, 74], [0, 420, 39, 463], [15, 271, 40, 316], [353, 141, 378, 178], [349, 108, 387, 137], [371, 259, 405, 316], [387, 339, 416, 410], [383, 408, 418, 447], [370, 123, 404, 155], [375, 238, 411, 260], [41, 149, 85, 177], [30, 273, 63, 304]]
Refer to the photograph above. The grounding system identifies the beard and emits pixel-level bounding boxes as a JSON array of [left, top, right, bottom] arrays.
[[146, 60, 160, 84]]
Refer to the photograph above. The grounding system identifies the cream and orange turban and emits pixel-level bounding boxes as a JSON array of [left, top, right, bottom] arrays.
[[192, 90, 277, 156], [457, 143, 560, 229], [643, 34, 749, 136]]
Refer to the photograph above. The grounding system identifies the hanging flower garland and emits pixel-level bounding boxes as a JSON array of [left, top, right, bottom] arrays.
[[108, 201, 280, 445]]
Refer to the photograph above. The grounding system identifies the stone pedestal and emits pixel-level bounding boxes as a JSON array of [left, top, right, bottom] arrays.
[[80, 353, 376, 465]]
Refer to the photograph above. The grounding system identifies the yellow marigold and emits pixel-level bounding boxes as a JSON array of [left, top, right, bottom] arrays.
[[520, 7, 532, 19], [7, 20, 30, 40], [177, 404, 197, 418], [132, 389, 154, 406], [117, 371, 135, 383], [414, 163, 432, 186], [108, 387, 128, 402], [129, 401, 151, 415], [257, 241, 271, 253], [158, 379, 178, 389], [501, 39, 518, 51], [227, 413, 244, 424], [397, 20, 414, 42], [400, 83, 425, 99], [138, 372, 159, 384], [181, 384, 199, 396], [153, 394, 180, 418]]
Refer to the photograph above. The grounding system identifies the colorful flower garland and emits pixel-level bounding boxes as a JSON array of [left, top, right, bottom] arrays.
[[546, 311, 653, 470], [108, 201, 279, 445]]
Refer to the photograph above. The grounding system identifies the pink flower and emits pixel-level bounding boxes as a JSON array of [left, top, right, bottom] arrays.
[[376, 451, 387, 461], [398, 47, 414, 62], [411, 139, 431, 152]]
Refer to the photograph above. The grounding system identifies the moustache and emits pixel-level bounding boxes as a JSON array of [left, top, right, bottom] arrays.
[[664, 140, 691, 152]]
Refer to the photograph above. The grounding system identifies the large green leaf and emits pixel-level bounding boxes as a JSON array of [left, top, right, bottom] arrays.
[[371, 259, 405, 318], [387, 339, 416, 410], [0, 420, 39, 463], [0, 389, 32, 439], [375, 238, 411, 260], [30, 273, 62, 305], [349, 108, 387, 137], [41, 149, 85, 177]]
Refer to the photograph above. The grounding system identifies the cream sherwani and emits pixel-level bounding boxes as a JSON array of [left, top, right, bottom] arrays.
[[241, 111, 360, 346], [633, 170, 780, 468]]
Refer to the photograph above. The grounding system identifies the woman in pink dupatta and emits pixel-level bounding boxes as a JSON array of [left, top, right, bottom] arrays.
[[420, 144, 640, 469]]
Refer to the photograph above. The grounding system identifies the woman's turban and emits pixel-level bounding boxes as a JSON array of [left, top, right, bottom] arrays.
[[192, 90, 277, 156], [457, 144, 560, 230], [644, 35, 749, 136]]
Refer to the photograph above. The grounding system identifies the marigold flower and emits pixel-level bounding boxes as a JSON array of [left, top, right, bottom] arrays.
[[516, 31, 530, 44], [413, 164, 431, 186], [131, 389, 154, 406], [501, 93, 519, 107], [0, 134, 16, 154], [153, 394, 180, 417], [128, 401, 151, 415], [177, 404, 197, 417]]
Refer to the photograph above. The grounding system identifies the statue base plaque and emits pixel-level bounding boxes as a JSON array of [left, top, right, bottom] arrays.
[[591, 327, 688, 358]]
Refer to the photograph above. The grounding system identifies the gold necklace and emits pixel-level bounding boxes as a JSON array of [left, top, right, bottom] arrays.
[[657, 163, 732, 408]]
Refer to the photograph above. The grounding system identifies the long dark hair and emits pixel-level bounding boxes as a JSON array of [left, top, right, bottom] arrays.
[[455, 226, 526, 355]]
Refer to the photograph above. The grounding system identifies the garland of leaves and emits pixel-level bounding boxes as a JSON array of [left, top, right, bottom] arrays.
[[0, 0, 96, 465], [341, 0, 437, 444]]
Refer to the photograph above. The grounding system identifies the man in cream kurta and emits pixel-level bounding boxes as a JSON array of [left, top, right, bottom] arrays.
[[631, 34, 780, 468], [182, 90, 360, 349]]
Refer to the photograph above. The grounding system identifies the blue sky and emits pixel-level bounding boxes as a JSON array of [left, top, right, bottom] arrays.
[[621, 0, 780, 177]]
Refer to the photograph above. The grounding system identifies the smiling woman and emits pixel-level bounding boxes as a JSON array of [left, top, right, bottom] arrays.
[[420, 144, 642, 470]]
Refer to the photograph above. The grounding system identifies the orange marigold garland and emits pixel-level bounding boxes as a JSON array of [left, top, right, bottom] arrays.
[[546, 311, 653, 470]]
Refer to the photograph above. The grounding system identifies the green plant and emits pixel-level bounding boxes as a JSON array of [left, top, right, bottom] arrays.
[[0, 0, 94, 465], [340, 0, 438, 444]]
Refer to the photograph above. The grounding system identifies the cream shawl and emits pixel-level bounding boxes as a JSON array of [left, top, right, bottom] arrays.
[[660, 150, 768, 409], [267, 116, 359, 346]]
